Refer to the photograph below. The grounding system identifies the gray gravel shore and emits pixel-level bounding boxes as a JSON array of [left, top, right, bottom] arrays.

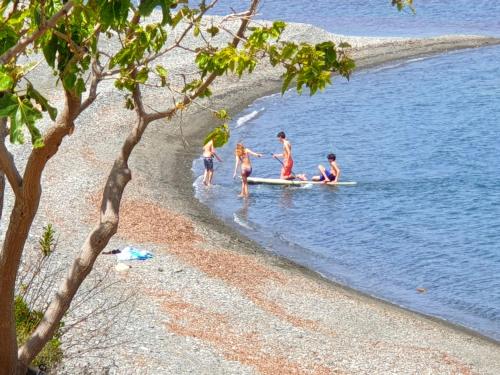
[[3, 19, 500, 374]]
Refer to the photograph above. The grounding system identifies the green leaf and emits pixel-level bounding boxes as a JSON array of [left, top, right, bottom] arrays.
[[272, 21, 286, 36], [98, 0, 131, 28], [0, 93, 18, 117], [193, 24, 200, 37], [75, 78, 86, 95], [281, 71, 296, 95], [62, 72, 77, 90], [135, 67, 149, 83], [0, 72, 13, 91], [15, 100, 43, 146], [27, 84, 58, 121], [155, 65, 168, 78], [214, 109, 229, 120], [206, 26, 219, 37], [138, 0, 175, 25], [0, 23, 19, 56], [10, 109, 24, 144], [204, 124, 229, 148], [42, 33, 58, 68]]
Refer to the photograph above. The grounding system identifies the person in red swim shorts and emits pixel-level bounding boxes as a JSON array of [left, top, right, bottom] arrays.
[[273, 131, 294, 180]]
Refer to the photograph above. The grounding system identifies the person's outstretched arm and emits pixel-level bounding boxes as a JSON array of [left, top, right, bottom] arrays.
[[213, 150, 223, 162], [246, 149, 262, 157]]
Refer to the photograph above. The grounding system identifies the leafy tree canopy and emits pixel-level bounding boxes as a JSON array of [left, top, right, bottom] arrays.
[[1, 0, 355, 149]]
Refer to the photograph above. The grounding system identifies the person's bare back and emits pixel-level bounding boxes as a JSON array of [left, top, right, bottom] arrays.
[[282, 139, 292, 160], [202, 140, 215, 157], [202, 139, 222, 186]]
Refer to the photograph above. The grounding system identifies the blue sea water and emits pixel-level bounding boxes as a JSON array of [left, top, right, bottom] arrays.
[[194, 1, 500, 340]]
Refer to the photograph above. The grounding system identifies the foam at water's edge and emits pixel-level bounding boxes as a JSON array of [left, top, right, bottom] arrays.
[[235, 107, 266, 128], [233, 213, 254, 230]]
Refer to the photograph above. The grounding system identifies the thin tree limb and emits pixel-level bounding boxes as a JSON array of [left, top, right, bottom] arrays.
[[145, 0, 260, 123], [80, 57, 103, 113], [0, 1, 75, 64]]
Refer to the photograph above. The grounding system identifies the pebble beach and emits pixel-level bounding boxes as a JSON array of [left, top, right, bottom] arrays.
[[3, 19, 500, 374]]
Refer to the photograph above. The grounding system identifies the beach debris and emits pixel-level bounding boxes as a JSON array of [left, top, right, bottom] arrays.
[[102, 249, 121, 255], [115, 263, 132, 272], [416, 287, 427, 293], [115, 246, 153, 261]]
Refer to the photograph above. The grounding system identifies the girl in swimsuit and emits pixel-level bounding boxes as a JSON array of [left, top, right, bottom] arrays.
[[233, 143, 262, 197]]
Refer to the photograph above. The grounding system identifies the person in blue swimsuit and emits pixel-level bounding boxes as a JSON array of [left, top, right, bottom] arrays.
[[202, 138, 222, 186], [312, 153, 340, 183]]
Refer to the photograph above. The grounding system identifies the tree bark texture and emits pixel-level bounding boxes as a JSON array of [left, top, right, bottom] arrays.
[[0, 118, 7, 224]]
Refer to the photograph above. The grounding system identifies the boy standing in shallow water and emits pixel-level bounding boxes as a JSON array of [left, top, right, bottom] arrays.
[[273, 131, 294, 180], [202, 138, 222, 186]]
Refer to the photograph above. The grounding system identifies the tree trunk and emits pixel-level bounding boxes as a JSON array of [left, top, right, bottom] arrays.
[[0, 118, 7, 226], [18, 114, 149, 366], [0, 172, 4, 224], [0, 118, 6, 224], [0, 90, 80, 375]]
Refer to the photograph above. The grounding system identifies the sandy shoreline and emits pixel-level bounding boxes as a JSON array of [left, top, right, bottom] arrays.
[[124, 26, 500, 373], [5, 20, 500, 374]]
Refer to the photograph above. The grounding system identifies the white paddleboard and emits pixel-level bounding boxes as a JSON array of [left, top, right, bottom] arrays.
[[247, 177, 357, 186]]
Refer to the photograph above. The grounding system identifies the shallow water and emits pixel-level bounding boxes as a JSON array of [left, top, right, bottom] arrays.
[[194, 2, 500, 340]]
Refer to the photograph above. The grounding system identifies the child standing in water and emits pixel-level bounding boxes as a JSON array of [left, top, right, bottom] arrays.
[[233, 143, 262, 197], [202, 138, 222, 186], [273, 131, 294, 180]]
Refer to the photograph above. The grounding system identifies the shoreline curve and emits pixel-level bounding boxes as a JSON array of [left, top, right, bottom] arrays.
[[139, 24, 500, 339], [126, 23, 500, 373]]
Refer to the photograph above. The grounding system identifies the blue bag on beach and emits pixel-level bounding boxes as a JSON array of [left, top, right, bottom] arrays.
[[116, 246, 153, 261]]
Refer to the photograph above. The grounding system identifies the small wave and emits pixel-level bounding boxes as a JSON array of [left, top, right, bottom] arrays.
[[192, 175, 205, 197], [254, 91, 281, 102], [367, 56, 434, 74], [233, 213, 253, 230], [300, 183, 314, 189], [235, 107, 265, 128]]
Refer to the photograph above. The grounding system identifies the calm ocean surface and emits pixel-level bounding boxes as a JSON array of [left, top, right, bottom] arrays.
[[194, 1, 500, 340]]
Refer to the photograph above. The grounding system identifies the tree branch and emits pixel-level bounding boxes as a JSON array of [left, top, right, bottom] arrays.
[[0, 118, 22, 197], [80, 57, 102, 113], [145, 0, 261, 123], [141, 0, 219, 67], [0, 1, 75, 64]]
